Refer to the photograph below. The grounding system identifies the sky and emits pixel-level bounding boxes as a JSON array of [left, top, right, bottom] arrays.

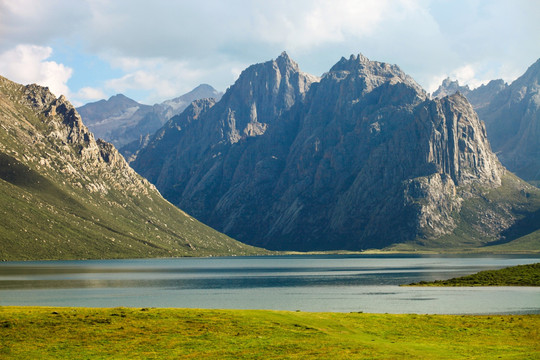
[[0, 0, 539, 107]]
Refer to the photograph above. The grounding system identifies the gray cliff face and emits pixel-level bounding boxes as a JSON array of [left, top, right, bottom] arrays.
[[133, 54, 513, 251], [478, 58, 540, 182], [402, 94, 502, 239]]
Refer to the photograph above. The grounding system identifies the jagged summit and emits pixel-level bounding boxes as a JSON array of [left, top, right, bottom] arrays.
[[209, 52, 318, 143], [326, 53, 425, 96], [276, 51, 293, 64], [432, 78, 471, 99], [329, 53, 373, 72]]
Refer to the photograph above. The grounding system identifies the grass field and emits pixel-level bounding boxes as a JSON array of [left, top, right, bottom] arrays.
[[1, 307, 538, 359], [407, 263, 540, 286]]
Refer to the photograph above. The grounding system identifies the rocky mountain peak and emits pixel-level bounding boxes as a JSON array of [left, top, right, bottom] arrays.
[[211, 52, 319, 143], [275, 51, 296, 70], [326, 53, 425, 97]]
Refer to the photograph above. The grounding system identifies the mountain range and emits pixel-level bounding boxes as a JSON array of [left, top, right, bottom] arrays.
[[76, 84, 222, 152], [131, 53, 540, 251], [2, 52, 540, 260], [0, 76, 262, 260]]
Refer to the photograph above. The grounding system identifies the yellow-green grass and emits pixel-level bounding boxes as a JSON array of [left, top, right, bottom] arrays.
[[1, 307, 538, 359]]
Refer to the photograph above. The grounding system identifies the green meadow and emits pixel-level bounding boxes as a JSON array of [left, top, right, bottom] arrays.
[[1, 307, 538, 359]]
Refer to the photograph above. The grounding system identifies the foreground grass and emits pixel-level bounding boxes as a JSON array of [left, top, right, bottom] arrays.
[[408, 263, 540, 287], [1, 307, 539, 359]]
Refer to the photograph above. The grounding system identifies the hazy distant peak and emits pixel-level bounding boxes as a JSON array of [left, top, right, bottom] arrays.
[[432, 78, 471, 99]]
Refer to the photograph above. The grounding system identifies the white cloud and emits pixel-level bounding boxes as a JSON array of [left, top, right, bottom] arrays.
[[250, 0, 390, 50], [75, 87, 106, 101], [2, 0, 538, 103], [103, 56, 216, 103], [0, 44, 72, 97]]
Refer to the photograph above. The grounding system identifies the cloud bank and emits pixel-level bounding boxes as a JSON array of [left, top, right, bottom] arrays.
[[0, 0, 539, 104]]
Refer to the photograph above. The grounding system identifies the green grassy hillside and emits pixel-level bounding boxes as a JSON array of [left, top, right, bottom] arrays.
[[0, 76, 265, 260]]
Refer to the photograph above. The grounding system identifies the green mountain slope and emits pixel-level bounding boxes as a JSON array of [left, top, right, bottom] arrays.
[[0, 75, 265, 260]]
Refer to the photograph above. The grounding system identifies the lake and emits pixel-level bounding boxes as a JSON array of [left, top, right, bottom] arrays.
[[0, 255, 539, 314]]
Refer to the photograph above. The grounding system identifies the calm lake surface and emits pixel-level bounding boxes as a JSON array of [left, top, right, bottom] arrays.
[[0, 255, 539, 314]]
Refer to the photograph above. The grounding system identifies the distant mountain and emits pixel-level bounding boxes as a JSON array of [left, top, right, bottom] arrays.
[[0, 75, 263, 260], [77, 84, 222, 150], [466, 79, 508, 112], [132, 53, 540, 251], [432, 77, 471, 99], [433, 77, 508, 111], [477, 58, 540, 184], [159, 84, 222, 121]]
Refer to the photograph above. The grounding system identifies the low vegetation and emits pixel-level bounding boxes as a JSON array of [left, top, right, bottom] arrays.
[[408, 263, 540, 286], [1, 307, 539, 359]]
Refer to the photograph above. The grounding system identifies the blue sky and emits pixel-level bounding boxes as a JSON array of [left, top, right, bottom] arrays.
[[1, 0, 539, 106]]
